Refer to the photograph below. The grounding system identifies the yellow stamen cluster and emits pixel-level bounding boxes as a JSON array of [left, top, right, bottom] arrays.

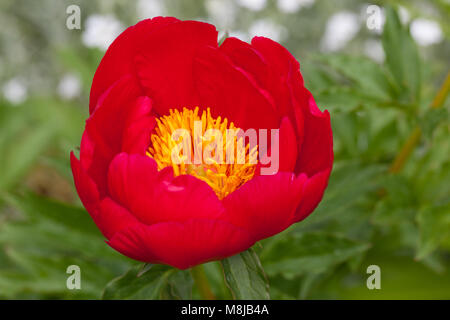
[[147, 107, 257, 199]]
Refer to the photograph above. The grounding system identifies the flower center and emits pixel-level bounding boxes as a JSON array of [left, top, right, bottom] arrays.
[[147, 107, 257, 199]]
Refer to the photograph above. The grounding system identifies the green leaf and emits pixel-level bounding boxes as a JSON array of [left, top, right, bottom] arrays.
[[315, 87, 371, 112], [301, 61, 336, 92], [10, 192, 101, 237], [382, 6, 421, 103], [316, 54, 392, 100], [0, 125, 54, 190], [420, 108, 449, 138], [0, 192, 129, 298], [260, 232, 370, 279], [299, 162, 385, 227], [372, 175, 417, 226], [102, 264, 192, 300], [416, 203, 450, 259], [162, 268, 194, 299], [221, 248, 270, 300]]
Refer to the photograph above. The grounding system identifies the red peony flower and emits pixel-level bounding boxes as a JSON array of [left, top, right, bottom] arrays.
[[71, 17, 333, 269]]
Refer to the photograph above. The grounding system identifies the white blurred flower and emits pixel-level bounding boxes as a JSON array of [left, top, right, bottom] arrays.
[[364, 39, 385, 63], [58, 74, 82, 100], [249, 19, 288, 42], [398, 5, 410, 25], [82, 15, 124, 51], [410, 18, 443, 46], [137, 0, 166, 19], [205, 0, 236, 29], [277, 0, 315, 14], [229, 30, 251, 42], [237, 0, 267, 12], [2, 78, 27, 105], [320, 11, 360, 52]]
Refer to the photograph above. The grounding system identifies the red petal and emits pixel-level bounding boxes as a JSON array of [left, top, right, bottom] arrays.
[[292, 168, 331, 223], [89, 17, 179, 113], [220, 37, 269, 89], [135, 20, 218, 115], [251, 37, 303, 117], [94, 197, 141, 240], [86, 75, 145, 157], [79, 130, 110, 196], [121, 97, 156, 154], [107, 153, 225, 225], [294, 89, 334, 176], [70, 152, 100, 215], [279, 116, 298, 172], [83, 76, 154, 193], [107, 218, 253, 269], [249, 37, 333, 177], [194, 45, 279, 131], [223, 172, 307, 242], [251, 37, 302, 82]]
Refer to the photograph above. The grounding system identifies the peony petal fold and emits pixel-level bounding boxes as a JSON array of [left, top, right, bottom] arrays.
[[94, 197, 142, 239], [83, 77, 154, 193], [70, 152, 100, 215], [292, 168, 331, 223], [278, 116, 298, 172], [223, 172, 307, 242], [89, 17, 179, 113], [134, 20, 218, 115], [194, 45, 279, 131], [219, 37, 269, 89], [248, 37, 333, 177], [293, 89, 333, 176], [107, 153, 225, 225], [86, 75, 147, 157], [107, 218, 253, 269]]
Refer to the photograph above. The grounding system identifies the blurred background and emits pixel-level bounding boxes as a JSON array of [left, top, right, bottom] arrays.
[[0, 0, 448, 299]]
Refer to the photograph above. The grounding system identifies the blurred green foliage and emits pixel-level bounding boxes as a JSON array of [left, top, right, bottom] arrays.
[[0, 0, 448, 299]]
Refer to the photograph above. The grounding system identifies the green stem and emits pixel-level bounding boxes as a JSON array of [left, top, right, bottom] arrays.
[[389, 71, 450, 174], [191, 264, 216, 300]]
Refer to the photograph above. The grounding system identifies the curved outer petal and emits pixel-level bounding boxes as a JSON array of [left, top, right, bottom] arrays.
[[107, 218, 254, 269], [221, 37, 299, 119], [219, 37, 269, 90], [70, 152, 100, 216], [293, 89, 334, 176], [89, 17, 179, 113], [222, 172, 307, 242], [194, 45, 279, 131], [218, 36, 333, 230], [292, 168, 332, 223], [90, 17, 218, 115], [135, 21, 218, 115], [92, 197, 142, 240], [107, 153, 225, 225], [71, 154, 143, 240], [278, 116, 298, 173], [247, 37, 333, 176], [83, 75, 154, 194], [86, 76, 149, 156], [217, 36, 332, 174]]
